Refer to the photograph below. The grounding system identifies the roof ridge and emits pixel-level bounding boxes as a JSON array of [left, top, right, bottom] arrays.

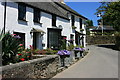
[[55, 2, 88, 20], [50, 1, 68, 17]]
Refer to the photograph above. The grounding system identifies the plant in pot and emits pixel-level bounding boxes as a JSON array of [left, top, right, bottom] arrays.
[[73, 46, 85, 58], [57, 50, 71, 67]]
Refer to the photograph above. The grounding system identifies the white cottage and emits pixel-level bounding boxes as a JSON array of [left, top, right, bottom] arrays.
[[0, 1, 87, 50]]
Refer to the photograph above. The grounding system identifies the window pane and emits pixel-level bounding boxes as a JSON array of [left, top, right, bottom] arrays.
[[34, 9, 40, 22], [71, 15, 75, 26], [18, 4, 26, 20], [52, 15, 56, 26], [79, 18, 82, 29]]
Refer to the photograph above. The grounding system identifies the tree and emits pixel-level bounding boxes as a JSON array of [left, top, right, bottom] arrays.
[[86, 20, 94, 35], [95, 1, 120, 31], [86, 20, 93, 27], [96, 1, 120, 50]]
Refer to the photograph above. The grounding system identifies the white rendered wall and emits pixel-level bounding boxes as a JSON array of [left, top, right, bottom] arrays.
[[0, 2, 4, 31], [1, 2, 86, 49]]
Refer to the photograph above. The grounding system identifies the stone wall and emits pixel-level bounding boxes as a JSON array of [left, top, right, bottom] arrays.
[[2, 55, 59, 79], [115, 33, 120, 50], [86, 35, 115, 45]]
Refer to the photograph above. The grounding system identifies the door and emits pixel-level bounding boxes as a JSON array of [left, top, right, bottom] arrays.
[[33, 32, 37, 49]]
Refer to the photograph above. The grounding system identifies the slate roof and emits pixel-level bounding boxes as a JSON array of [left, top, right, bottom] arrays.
[[15, 0, 87, 20], [16, 1, 69, 20], [26, 2, 70, 19], [54, 2, 88, 20]]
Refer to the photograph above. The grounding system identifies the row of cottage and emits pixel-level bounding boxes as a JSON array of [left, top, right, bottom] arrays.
[[0, 1, 87, 50]]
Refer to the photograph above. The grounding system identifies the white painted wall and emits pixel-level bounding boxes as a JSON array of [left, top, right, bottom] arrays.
[[0, 2, 4, 31], [0, 2, 86, 49], [68, 14, 87, 47], [4, 2, 54, 49]]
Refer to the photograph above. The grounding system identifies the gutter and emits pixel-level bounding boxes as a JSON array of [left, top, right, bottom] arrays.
[[3, 1, 6, 34]]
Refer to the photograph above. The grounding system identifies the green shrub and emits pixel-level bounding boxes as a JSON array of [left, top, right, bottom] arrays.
[[115, 32, 120, 50], [16, 45, 32, 62], [32, 48, 57, 55], [2, 32, 22, 65], [67, 44, 74, 51]]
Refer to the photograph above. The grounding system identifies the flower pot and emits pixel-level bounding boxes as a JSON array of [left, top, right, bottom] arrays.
[[80, 51, 84, 58], [69, 50, 75, 62], [74, 51, 80, 59], [60, 55, 70, 67]]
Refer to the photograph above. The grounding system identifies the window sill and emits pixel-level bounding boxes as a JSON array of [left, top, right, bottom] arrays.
[[33, 21, 42, 25], [52, 26, 57, 27], [18, 18, 28, 22]]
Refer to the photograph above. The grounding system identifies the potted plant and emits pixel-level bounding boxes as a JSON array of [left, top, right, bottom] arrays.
[[57, 50, 71, 67], [73, 46, 85, 58]]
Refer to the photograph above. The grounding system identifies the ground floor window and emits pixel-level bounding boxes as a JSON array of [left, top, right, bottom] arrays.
[[47, 29, 61, 50], [14, 32, 25, 47]]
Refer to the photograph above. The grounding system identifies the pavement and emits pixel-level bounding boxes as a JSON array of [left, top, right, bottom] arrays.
[[52, 45, 119, 78]]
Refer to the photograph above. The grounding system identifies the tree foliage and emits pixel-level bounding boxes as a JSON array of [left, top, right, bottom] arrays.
[[86, 20, 93, 35], [95, 1, 120, 31], [86, 20, 93, 27]]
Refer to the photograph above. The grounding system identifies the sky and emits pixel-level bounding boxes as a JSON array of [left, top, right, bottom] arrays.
[[65, 2, 101, 26]]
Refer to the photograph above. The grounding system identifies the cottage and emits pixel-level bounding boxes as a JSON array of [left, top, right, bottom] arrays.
[[0, 0, 87, 50]]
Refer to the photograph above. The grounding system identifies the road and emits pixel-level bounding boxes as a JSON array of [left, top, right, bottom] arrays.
[[53, 45, 118, 78]]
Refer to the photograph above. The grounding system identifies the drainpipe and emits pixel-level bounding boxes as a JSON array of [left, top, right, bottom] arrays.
[[3, 1, 6, 34]]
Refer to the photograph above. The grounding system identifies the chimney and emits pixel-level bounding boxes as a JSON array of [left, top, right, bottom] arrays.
[[60, 0, 65, 4], [57, 0, 65, 4]]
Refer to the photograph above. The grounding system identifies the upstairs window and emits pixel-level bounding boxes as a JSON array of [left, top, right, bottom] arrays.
[[52, 14, 56, 27], [79, 18, 82, 29], [71, 15, 75, 26], [33, 8, 40, 23], [18, 3, 26, 20]]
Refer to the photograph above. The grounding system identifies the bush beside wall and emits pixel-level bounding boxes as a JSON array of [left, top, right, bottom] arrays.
[[86, 35, 115, 45], [115, 32, 120, 50], [2, 55, 59, 79]]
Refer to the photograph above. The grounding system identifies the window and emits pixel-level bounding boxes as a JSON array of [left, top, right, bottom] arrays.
[[18, 3, 26, 20], [33, 8, 40, 23], [71, 15, 75, 26], [48, 29, 61, 49], [14, 32, 25, 48], [52, 14, 56, 27], [70, 34, 74, 44], [79, 18, 82, 29]]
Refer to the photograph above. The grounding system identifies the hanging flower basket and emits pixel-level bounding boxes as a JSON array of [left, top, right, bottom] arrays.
[[72, 26, 77, 29], [80, 29, 84, 31]]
